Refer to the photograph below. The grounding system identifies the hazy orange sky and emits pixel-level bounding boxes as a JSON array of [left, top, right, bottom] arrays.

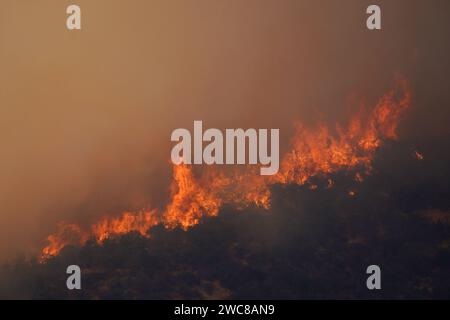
[[0, 0, 449, 260]]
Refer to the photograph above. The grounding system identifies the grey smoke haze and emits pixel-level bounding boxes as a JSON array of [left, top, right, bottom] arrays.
[[0, 0, 449, 260]]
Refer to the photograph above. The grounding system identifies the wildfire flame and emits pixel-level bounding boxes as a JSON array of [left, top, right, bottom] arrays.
[[41, 223, 88, 258], [40, 210, 159, 262], [92, 210, 159, 242], [163, 164, 221, 230], [39, 79, 411, 261], [275, 79, 411, 184]]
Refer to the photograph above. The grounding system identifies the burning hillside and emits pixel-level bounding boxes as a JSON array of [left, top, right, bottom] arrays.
[[40, 79, 411, 261]]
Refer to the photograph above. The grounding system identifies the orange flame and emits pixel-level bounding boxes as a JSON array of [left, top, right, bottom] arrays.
[[163, 164, 221, 230], [40, 210, 159, 261], [92, 210, 159, 242], [39, 79, 411, 261], [276, 79, 411, 185], [163, 164, 271, 230], [41, 223, 88, 259]]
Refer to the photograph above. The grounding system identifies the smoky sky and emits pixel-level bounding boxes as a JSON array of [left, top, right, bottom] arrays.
[[0, 0, 450, 263]]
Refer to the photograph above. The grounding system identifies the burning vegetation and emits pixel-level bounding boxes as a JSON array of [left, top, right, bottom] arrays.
[[40, 79, 411, 261]]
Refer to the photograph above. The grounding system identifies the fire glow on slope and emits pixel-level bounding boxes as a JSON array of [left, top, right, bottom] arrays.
[[40, 79, 411, 261]]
